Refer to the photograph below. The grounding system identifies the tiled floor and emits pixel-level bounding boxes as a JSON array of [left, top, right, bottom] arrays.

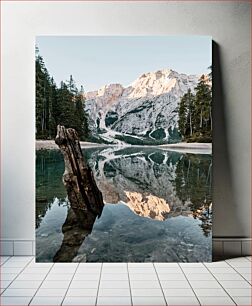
[[0, 256, 251, 305]]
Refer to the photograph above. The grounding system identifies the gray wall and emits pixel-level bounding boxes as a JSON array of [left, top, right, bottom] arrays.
[[1, 1, 251, 242]]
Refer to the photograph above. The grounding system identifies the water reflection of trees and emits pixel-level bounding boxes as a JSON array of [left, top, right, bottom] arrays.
[[36, 150, 66, 228], [173, 153, 212, 236]]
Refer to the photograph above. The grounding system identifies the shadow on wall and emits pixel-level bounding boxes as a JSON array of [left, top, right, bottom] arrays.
[[212, 41, 244, 243]]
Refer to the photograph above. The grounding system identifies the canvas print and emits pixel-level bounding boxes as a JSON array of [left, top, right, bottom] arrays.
[[36, 36, 212, 262]]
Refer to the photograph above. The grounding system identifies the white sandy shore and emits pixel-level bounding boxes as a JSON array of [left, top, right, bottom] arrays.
[[159, 142, 212, 154], [36, 140, 212, 154], [36, 140, 108, 150]]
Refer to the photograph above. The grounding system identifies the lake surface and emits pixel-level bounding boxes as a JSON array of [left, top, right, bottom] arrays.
[[36, 146, 212, 262]]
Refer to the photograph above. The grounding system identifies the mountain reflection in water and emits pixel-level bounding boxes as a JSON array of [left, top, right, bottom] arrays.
[[36, 147, 212, 262]]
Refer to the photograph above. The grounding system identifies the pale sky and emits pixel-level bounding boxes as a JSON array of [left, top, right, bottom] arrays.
[[36, 36, 212, 92]]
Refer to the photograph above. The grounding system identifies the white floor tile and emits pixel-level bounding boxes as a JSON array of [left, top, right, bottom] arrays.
[[194, 288, 228, 296], [16, 273, 46, 281], [227, 257, 250, 263], [8, 280, 42, 289], [180, 263, 205, 268], [182, 267, 209, 274], [130, 280, 160, 289], [52, 263, 78, 268], [131, 288, 163, 297], [70, 280, 99, 288], [206, 267, 236, 274], [8, 256, 33, 262], [1, 267, 24, 274], [204, 262, 230, 267], [232, 296, 252, 305], [45, 273, 73, 281], [40, 280, 71, 288], [35, 287, 67, 296], [165, 296, 200, 305], [132, 296, 166, 305], [163, 288, 195, 296], [62, 296, 96, 305], [0, 296, 32, 305], [228, 261, 252, 268], [97, 296, 132, 305], [101, 274, 128, 281], [0, 256, 10, 264], [129, 273, 157, 281], [0, 280, 13, 288], [0, 288, 6, 294], [160, 280, 190, 288], [128, 263, 153, 268], [79, 263, 102, 268], [27, 262, 53, 268], [2, 288, 37, 296], [158, 273, 187, 280], [128, 268, 155, 274], [75, 268, 101, 274], [1, 274, 18, 281], [241, 273, 252, 283], [154, 263, 179, 267], [156, 267, 182, 273], [189, 280, 221, 288], [66, 288, 98, 296], [185, 273, 215, 281], [99, 281, 129, 289], [214, 273, 245, 281], [30, 296, 64, 305], [246, 256, 252, 261], [103, 266, 128, 272], [234, 267, 251, 274], [225, 288, 252, 296], [50, 266, 77, 274], [98, 288, 130, 296], [73, 273, 100, 281], [2, 261, 28, 268], [198, 296, 235, 305], [22, 267, 50, 274], [219, 280, 252, 288]]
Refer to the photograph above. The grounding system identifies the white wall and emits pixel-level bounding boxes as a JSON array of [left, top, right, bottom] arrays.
[[1, 1, 251, 241]]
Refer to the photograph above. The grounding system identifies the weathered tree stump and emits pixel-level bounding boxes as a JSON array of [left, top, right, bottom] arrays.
[[53, 208, 91, 262], [55, 125, 104, 229]]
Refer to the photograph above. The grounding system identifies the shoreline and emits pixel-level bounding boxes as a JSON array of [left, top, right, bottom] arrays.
[[36, 140, 212, 153], [36, 140, 108, 150], [159, 142, 212, 154]]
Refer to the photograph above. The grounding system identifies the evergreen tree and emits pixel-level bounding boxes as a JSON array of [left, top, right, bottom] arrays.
[[178, 89, 195, 139], [36, 49, 90, 141], [194, 74, 212, 134], [177, 69, 212, 143]]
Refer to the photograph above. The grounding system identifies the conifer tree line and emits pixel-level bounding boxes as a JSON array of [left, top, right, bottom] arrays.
[[178, 67, 212, 142], [36, 47, 89, 140]]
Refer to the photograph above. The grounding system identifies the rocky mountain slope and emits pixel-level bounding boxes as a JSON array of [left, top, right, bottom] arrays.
[[85, 69, 198, 145]]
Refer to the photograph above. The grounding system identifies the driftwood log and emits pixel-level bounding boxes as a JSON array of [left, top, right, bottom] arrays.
[[55, 125, 104, 229]]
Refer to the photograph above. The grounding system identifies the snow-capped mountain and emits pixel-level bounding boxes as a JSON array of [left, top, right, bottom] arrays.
[[85, 69, 198, 144]]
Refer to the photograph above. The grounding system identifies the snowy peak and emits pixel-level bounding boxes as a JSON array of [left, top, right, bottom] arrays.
[[84, 68, 199, 145]]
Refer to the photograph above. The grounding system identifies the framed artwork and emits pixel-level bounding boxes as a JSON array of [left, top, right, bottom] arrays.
[[36, 36, 212, 262]]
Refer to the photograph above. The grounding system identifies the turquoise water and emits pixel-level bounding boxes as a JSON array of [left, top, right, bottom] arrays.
[[36, 147, 212, 262]]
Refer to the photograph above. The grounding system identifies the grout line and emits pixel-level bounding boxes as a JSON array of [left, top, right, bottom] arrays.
[[0, 256, 34, 296], [95, 262, 103, 306], [153, 262, 168, 306], [61, 263, 80, 306], [177, 263, 201, 306], [225, 260, 252, 286], [28, 260, 55, 305], [126, 262, 133, 306], [203, 262, 238, 305]]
